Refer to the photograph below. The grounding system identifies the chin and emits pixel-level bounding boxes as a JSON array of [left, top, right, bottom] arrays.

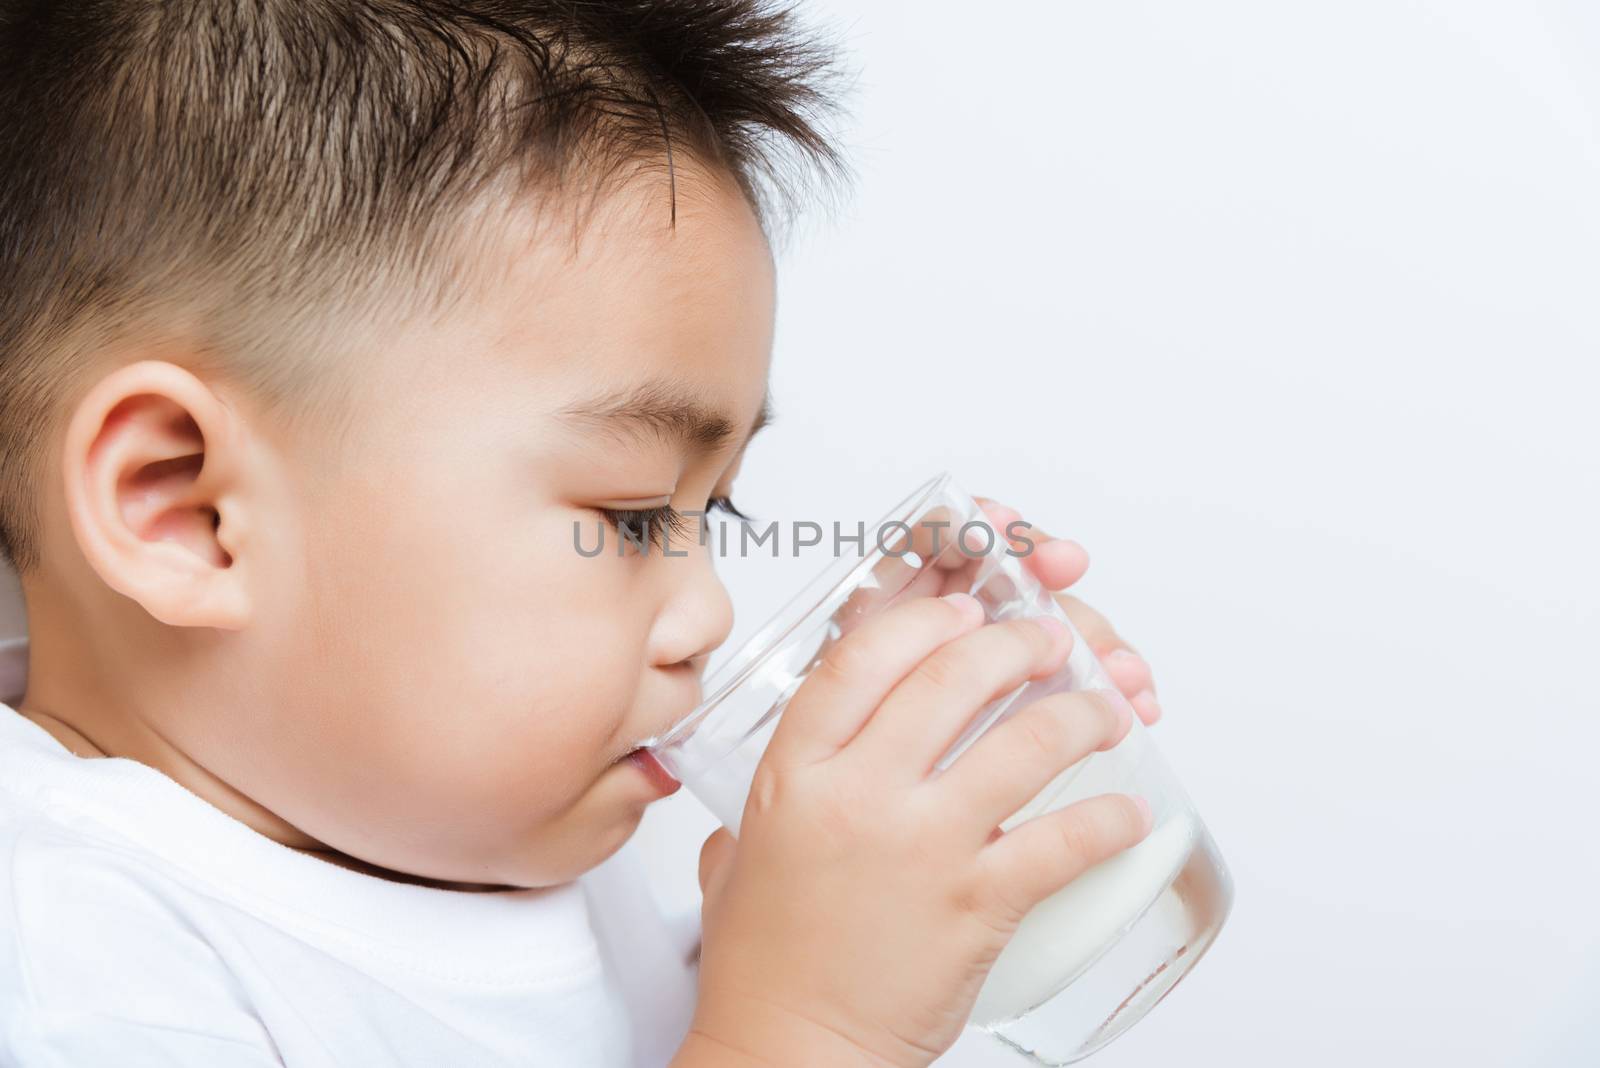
[[587, 806, 649, 868], [495, 765, 662, 884], [531, 812, 650, 886]]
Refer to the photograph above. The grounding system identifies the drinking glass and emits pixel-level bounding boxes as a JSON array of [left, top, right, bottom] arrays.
[[644, 472, 1233, 1065]]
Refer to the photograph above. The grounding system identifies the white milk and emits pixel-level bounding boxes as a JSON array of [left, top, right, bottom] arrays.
[[970, 810, 1197, 1025], [669, 680, 1202, 1029]]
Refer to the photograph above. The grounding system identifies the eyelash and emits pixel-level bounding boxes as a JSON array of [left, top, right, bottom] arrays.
[[598, 495, 751, 551]]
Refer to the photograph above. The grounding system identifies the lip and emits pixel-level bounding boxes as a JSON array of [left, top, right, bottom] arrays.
[[623, 749, 682, 797]]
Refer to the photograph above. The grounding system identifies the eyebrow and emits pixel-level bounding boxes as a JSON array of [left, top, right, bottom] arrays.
[[555, 378, 773, 454]]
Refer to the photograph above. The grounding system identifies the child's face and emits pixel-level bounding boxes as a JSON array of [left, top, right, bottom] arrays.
[[248, 170, 773, 888]]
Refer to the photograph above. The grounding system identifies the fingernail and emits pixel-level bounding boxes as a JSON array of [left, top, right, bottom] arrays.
[[941, 591, 984, 622], [1033, 614, 1071, 647], [1130, 689, 1162, 723], [1043, 537, 1087, 565], [1132, 795, 1152, 832]]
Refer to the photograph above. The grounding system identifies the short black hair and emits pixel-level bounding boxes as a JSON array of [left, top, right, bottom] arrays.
[[0, 0, 849, 574]]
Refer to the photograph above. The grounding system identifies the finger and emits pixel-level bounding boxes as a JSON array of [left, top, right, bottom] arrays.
[[932, 690, 1132, 838], [972, 497, 1089, 591], [1101, 650, 1162, 724], [1099, 646, 1155, 697], [977, 793, 1153, 922], [974, 495, 1016, 519], [1127, 690, 1162, 725], [801, 504, 1015, 683], [975, 497, 1022, 538], [1053, 593, 1129, 657], [1055, 593, 1162, 723], [863, 497, 1039, 615], [828, 502, 974, 636], [846, 614, 1074, 780], [766, 592, 986, 768], [1021, 534, 1090, 589], [939, 516, 1016, 582], [697, 827, 736, 900]]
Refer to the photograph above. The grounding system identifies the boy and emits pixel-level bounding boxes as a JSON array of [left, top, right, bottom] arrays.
[[0, 2, 1163, 1065]]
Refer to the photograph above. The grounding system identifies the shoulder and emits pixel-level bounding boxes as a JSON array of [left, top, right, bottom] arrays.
[[0, 745, 276, 1059], [0, 793, 247, 1004]]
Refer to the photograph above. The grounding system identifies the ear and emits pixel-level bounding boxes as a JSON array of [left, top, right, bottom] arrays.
[[61, 359, 256, 630]]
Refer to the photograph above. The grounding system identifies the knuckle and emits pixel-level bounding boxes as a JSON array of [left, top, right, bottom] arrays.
[[748, 760, 877, 845], [1087, 623, 1121, 652], [1104, 698, 1134, 745], [910, 645, 971, 692], [1075, 796, 1145, 855], [815, 632, 874, 685], [1002, 618, 1052, 657], [1075, 687, 1110, 715], [745, 759, 787, 821], [955, 871, 1028, 932], [1016, 705, 1072, 764], [1070, 690, 1121, 742], [1052, 810, 1108, 863]]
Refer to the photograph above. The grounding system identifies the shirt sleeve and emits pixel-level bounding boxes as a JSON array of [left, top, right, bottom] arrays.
[[0, 825, 286, 1067], [6, 1008, 286, 1068]]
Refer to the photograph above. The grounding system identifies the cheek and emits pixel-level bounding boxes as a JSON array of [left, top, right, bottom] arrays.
[[289, 464, 657, 824], [388, 556, 651, 802], [438, 615, 641, 806]]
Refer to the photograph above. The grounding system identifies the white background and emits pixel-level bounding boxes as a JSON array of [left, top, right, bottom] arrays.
[[3, 2, 1589, 1065], [631, 1, 1600, 1065]]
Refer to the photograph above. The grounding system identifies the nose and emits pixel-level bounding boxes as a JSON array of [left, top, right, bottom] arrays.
[[647, 543, 734, 671]]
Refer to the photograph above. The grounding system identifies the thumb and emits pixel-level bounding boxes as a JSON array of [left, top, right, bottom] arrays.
[[697, 827, 736, 900]]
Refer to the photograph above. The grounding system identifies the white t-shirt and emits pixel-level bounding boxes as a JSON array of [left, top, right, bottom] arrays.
[[0, 569, 702, 1067]]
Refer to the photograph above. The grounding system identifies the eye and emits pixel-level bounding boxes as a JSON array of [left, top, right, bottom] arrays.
[[596, 494, 751, 554], [598, 505, 692, 553], [708, 494, 752, 522]]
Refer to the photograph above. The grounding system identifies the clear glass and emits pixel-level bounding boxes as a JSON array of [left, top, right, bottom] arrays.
[[645, 472, 1233, 1065]]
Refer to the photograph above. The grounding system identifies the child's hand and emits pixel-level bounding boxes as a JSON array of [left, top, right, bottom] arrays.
[[798, 495, 1162, 726], [974, 495, 1162, 725], [679, 593, 1148, 1068]]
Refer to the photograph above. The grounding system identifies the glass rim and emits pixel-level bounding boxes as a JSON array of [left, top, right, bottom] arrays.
[[645, 469, 962, 753]]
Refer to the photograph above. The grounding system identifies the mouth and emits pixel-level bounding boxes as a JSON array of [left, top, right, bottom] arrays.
[[612, 677, 703, 789], [613, 716, 687, 764], [621, 748, 681, 796]]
